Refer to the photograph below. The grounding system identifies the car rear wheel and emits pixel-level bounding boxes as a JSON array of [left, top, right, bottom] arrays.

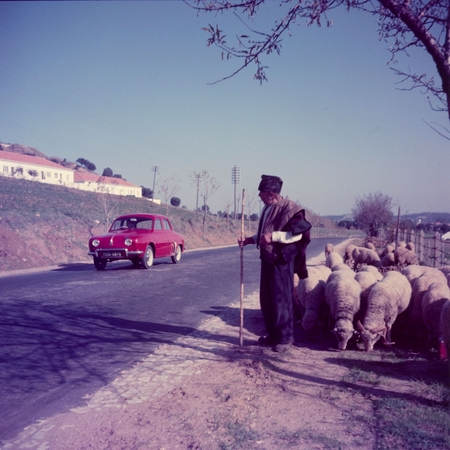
[[94, 257, 107, 270], [171, 244, 182, 264], [142, 246, 154, 269]]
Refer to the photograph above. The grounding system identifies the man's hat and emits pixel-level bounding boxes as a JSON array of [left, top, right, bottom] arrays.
[[258, 174, 283, 193]]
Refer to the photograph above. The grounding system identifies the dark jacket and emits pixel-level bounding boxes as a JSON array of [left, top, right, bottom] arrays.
[[259, 199, 311, 279]]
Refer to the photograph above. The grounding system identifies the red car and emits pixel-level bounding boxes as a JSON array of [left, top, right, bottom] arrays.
[[88, 213, 185, 270]]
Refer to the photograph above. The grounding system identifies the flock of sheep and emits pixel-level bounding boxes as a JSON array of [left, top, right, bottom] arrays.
[[295, 242, 450, 362]]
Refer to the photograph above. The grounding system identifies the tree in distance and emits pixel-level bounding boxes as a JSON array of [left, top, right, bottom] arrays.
[[102, 167, 113, 177], [76, 158, 96, 172], [141, 186, 153, 199], [352, 191, 394, 237], [171, 197, 181, 207]]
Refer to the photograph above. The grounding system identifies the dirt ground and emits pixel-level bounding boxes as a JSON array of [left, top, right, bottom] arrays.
[[4, 242, 446, 450]]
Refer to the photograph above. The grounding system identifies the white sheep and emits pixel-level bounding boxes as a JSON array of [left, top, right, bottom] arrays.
[[406, 242, 415, 252], [398, 241, 407, 248], [356, 271, 411, 351], [401, 265, 430, 287], [422, 281, 450, 349], [325, 270, 361, 350], [351, 246, 381, 271], [325, 252, 344, 270], [315, 264, 332, 282], [324, 243, 334, 257], [394, 247, 419, 267], [405, 268, 447, 335], [381, 252, 396, 268], [343, 244, 357, 267], [358, 265, 383, 281], [365, 242, 376, 251], [298, 267, 328, 338], [331, 263, 353, 272], [354, 271, 379, 325]]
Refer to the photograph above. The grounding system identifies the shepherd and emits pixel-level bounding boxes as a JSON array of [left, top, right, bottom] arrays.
[[238, 174, 311, 353]]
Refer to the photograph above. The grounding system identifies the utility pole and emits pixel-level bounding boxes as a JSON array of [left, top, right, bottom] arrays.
[[151, 166, 159, 204], [194, 171, 203, 213], [231, 165, 241, 219]]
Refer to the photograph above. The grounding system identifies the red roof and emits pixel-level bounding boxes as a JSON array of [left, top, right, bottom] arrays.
[[0, 150, 72, 170], [73, 171, 138, 188]]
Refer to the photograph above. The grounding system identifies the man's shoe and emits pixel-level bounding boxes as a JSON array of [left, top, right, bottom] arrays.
[[258, 336, 274, 346], [272, 343, 291, 353]]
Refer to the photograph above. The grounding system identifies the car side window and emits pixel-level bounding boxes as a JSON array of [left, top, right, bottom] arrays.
[[136, 220, 153, 230], [154, 219, 162, 230], [162, 219, 171, 230]]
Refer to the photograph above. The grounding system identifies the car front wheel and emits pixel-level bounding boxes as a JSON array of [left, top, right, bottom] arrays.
[[171, 244, 182, 264], [94, 257, 107, 270], [142, 246, 154, 269]]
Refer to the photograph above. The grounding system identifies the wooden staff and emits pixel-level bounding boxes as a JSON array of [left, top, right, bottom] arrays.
[[239, 188, 245, 347]]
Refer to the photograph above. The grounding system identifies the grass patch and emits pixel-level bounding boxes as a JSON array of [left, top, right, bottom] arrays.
[[218, 421, 260, 449], [276, 427, 344, 449], [374, 397, 450, 449]]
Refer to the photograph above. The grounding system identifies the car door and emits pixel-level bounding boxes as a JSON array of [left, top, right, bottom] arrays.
[[162, 218, 175, 256], [152, 218, 167, 257]]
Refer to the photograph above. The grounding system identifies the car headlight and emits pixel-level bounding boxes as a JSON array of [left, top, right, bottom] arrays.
[[124, 238, 133, 246], [92, 239, 100, 247]]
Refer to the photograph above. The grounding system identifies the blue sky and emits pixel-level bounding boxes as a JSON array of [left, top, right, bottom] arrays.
[[1, 1, 448, 216]]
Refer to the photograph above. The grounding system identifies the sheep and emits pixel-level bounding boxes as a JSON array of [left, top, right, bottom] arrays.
[[356, 271, 412, 351], [365, 242, 376, 251], [325, 270, 361, 350], [405, 268, 447, 335], [325, 252, 344, 270], [439, 300, 450, 382], [315, 265, 332, 282], [354, 271, 379, 324], [331, 263, 353, 272], [343, 244, 357, 266], [381, 243, 395, 257], [439, 265, 450, 278], [324, 243, 334, 257], [406, 242, 415, 252], [351, 246, 381, 271], [422, 281, 450, 350], [358, 265, 383, 281], [394, 247, 419, 267], [381, 252, 396, 268], [401, 265, 430, 287], [298, 267, 328, 338], [398, 241, 407, 248]]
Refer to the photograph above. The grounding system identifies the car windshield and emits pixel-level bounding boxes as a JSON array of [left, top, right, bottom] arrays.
[[110, 218, 153, 231]]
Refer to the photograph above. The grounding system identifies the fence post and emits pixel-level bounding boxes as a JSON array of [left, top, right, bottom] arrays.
[[433, 232, 440, 268], [418, 230, 424, 263]]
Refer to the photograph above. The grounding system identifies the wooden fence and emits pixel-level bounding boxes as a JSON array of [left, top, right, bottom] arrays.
[[380, 228, 450, 268]]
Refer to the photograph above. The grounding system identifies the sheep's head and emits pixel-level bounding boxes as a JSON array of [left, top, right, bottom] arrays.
[[332, 319, 354, 350], [356, 320, 386, 351]]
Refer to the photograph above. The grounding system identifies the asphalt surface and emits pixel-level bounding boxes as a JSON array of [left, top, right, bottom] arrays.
[[0, 237, 347, 446]]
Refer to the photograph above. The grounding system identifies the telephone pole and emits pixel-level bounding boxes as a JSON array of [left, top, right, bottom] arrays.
[[151, 166, 159, 203], [194, 171, 202, 213]]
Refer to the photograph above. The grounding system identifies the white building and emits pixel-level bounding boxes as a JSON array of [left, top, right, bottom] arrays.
[[0, 150, 142, 198], [73, 171, 142, 197], [0, 150, 74, 185]]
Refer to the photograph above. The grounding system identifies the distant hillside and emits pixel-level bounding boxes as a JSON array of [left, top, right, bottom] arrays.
[[323, 212, 450, 225]]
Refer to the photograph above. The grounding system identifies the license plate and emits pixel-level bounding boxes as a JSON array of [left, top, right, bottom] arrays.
[[101, 251, 123, 257]]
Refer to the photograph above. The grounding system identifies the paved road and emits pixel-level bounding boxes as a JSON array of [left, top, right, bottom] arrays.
[[0, 237, 344, 441]]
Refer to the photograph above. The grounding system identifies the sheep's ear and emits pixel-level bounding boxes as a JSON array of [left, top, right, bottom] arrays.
[[333, 328, 337, 333]]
